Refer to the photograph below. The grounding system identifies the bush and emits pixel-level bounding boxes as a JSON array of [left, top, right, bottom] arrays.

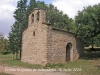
[[1, 51, 11, 55]]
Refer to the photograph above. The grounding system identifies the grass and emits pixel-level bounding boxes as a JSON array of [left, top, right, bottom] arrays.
[[0, 49, 100, 75], [45, 57, 100, 74], [0, 72, 14, 75], [0, 53, 41, 69], [45, 51, 100, 75]]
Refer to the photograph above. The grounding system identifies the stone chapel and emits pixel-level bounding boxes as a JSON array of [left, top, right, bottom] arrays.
[[21, 8, 84, 66]]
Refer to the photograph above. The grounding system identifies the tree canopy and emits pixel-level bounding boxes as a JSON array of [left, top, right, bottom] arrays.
[[8, 0, 28, 59], [75, 3, 100, 47]]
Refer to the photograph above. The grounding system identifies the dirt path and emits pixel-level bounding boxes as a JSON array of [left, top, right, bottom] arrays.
[[0, 65, 67, 75]]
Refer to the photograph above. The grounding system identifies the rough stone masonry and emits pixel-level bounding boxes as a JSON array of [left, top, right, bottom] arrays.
[[21, 8, 84, 66]]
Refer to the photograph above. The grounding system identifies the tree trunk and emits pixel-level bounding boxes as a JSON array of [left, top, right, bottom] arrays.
[[12, 53, 14, 60], [20, 50, 21, 60], [20, 33, 22, 61], [91, 35, 95, 51], [92, 36, 93, 48], [16, 52, 18, 60]]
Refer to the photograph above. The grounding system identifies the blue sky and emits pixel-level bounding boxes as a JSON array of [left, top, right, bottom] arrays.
[[36, 0, 53, 4], [0, 0, 100, 38]]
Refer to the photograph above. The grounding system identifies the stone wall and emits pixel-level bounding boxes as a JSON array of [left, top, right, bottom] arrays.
[[46, 28, 74, 64], [21, 8, 48, 66], [21, 24, 48, 65], [46, 27, 84, 64]]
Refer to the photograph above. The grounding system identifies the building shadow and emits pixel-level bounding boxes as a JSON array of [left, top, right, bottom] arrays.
[[79, 48, 100, 60]]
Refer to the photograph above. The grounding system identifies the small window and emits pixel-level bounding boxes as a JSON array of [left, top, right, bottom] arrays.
[[37, 11, 39, 21], [33, 31, 35, 36], [31, 14, 34, 23]]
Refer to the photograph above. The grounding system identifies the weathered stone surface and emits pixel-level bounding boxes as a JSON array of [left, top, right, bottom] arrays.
[[21, 8, 84, 66]]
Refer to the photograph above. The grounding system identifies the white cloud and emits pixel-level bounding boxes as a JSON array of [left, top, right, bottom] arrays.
[[52, 0, 100, 18], [0, 0, 18, 38]]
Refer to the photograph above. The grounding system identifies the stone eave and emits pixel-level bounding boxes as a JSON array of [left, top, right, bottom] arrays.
[[42, 22, 75, 35], [52, 27, 75, 35], [29, 8, 45, 15]]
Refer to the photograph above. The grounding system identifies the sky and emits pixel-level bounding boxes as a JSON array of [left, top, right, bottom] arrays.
[[0, 0, 100, 38]]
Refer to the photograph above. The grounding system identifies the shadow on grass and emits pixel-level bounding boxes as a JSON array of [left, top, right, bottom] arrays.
[[80, 48, 100, 60]]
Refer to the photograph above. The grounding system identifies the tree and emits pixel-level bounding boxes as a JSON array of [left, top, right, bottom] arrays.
[[0, 32, 4, 39], [47, 4, 75, 31], [0, 33, 5, 52], [0, 33, 8, 54], [27, 0, 36, 14], [75, 4, 100, 48], [8, 0, 28, 60], [35, 3, 74, 31]]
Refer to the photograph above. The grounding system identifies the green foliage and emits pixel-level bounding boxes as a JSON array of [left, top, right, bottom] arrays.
[[35, 2, 75, 31], [0, 33, 9, 54], [94, 34, 100, 47], [75, 4, 100, 46], [8, 0, 28, 59], [27, 0, 36, 14]]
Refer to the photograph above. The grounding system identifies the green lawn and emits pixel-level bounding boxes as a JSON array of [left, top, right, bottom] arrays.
[[45, 51, 100, 74], [0, 72, 14, 75], [0, 50, 100, 75], [0, 53, 41, 69]]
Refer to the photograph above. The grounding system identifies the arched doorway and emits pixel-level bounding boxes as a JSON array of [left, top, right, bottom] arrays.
[[66, 43, 72, 61]]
